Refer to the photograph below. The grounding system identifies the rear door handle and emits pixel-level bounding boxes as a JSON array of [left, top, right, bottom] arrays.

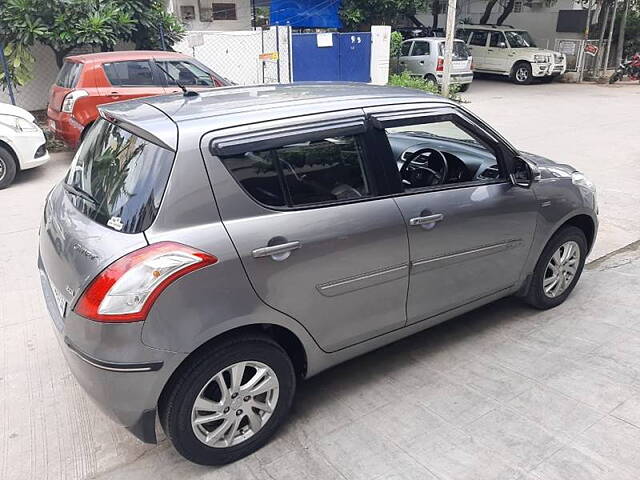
[[419, 60, 424, 64], [252, 241, 301, 260], [409, 214, 444, 226]]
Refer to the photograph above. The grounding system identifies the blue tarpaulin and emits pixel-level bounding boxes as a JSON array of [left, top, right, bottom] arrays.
[[270, 0, 343, 28]]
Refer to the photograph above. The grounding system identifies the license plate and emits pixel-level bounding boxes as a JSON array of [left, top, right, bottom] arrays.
[[48, 120, 55, 131], [50, 281, 67, 318], [453, 62, 466, 71]]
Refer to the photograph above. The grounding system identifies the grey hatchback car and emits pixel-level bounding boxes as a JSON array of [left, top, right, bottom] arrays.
[[38, 83, 597, 465]]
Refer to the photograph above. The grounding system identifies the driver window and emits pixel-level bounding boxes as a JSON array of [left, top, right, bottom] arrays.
[[385, 119, 503, 192]]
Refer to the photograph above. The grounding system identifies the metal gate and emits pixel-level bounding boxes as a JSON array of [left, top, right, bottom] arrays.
[[292, 32, 371, 82]]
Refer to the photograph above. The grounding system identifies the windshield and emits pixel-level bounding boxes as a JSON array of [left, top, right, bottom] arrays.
[[504, 31, 537, 48], [438, 41, 470, 60], [65, 119, 175, 233]]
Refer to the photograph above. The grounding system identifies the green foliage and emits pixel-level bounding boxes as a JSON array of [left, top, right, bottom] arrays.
[[388, 71, 463, 102], [619, 0, 640, 56], [340, 0, 425, 30], [0, 43, 34, 90], [0, 0, 184, 89], [390, 31, 404, 57]]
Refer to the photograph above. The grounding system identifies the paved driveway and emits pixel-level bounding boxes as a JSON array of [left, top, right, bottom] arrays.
[[1, 80, 640, 480]]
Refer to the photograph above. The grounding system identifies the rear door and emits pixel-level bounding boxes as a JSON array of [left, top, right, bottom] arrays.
[[467, 30, 489, 70], [406, 40, 431, 76], [100, 60, 167, 103], [38, 118, 176, 322], [202, 113, 410, 352]]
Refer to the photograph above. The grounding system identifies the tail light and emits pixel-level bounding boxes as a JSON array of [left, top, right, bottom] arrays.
[[436, 58, 444, 72], [61, 90, 89, 114], [75, 242, 217, 322]]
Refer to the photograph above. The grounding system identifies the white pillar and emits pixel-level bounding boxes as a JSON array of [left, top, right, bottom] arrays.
[[442, 0, 458, 97], [370, 25, 392, 85]]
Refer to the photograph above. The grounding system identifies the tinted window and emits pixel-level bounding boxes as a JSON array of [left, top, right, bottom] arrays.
[[212, 2, 237, 20], [221, 136, 370, 207], [55, 62, 82, 88], [438, 41, 470, 59], [103, 61, 155, 86], [400, 42, 412, 56], [65, 119, 174, 233], [456, 29, 471, 42], [490, 32, 507, 47], [411, 42, 430, 56], [157, 60, 214, 87], [469, 31, 489, 46]]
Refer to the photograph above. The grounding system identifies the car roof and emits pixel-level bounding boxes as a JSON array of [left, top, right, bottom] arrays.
[[99, 83, 452, 149], [458, 24, 520, 31], [406, 37, 460, 42], [66, 50, 191, 64]]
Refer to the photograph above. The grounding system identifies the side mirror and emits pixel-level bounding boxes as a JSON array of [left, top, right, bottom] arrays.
[[498, 42, 507, 48], [509, 156, 537, 188]]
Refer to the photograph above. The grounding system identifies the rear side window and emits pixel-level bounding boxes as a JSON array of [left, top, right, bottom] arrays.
[[411, 42, 430, 56], [221, 136, 371, 208], [469, 31, 489, 47], [438, 41, 470, 59], [65, 119, 174, 233], [55, 62, 82, 88], [103, 61, 155, 86]]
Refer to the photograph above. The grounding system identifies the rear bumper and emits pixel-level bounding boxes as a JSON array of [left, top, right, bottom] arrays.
[[46, 108, 84, 148], [38, 254, 187, 443], [436, 72, 474, 84]]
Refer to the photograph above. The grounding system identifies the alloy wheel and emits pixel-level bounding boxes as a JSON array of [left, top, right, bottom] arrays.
[[0, 158, 6, 183], [191, 361, 279, 448], [543, 240, 580, 298], [516, 67, 529, 83]]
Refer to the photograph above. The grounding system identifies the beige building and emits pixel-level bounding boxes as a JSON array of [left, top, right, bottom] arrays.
[[166, 0, 253, 30]]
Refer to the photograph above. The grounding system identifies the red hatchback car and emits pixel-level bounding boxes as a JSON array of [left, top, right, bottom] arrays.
[[47, 51, 230, 148]]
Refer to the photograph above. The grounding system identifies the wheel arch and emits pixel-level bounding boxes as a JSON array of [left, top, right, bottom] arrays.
[[510, 59, 531, 76], [0, 140, 20, 171]]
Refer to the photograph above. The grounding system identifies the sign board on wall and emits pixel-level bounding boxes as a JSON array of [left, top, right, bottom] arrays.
[[317, 33, 333, 48], [188, 33, 204, 48]]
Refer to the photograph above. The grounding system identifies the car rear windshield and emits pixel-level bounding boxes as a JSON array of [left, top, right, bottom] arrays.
[[55, 61, 82, 88], [64, 119, 175, 234], [438, 41, 470, 60]]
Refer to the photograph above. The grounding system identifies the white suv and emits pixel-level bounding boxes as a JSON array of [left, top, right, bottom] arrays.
[[456, 25, 566, 85]]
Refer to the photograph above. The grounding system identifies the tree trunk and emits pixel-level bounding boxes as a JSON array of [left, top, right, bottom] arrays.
[[480, 0, 499, 24], [52, 47, 73, 68], [432, 0, 439, 29], [497, 0, 516, 25], [596, 2, 610, 74], [616, 0, 630, 64]]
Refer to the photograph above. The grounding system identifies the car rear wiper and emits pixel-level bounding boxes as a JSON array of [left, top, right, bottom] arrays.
[[63, 182, 98, 205]]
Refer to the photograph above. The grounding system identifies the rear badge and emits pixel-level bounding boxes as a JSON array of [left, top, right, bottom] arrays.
[[107, 216, 124, 231]]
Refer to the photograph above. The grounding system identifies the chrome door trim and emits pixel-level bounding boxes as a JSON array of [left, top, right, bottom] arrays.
[[409, 213, 444, 226], [316, 264, 409, 297], [411, 239, 522, 274]]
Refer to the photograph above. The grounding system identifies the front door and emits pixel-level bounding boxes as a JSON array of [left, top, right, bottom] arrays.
[[486, 32, 513, 73], [367, 105, 538, 325], [204, 119, 410, 352]]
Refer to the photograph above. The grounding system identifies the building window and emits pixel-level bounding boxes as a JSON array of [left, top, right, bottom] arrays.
[[513, 1, 523, 13], [180, 5, 196, 21], [212, 2, 237, 20]]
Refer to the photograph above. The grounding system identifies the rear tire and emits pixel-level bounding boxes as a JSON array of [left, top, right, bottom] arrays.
[[524, 226, 587, 310], [512, 62, 533, 85], [609, 72, 621, 84], [458, 83, 470, 92], [425, 74, 438, 87], [0, 146, 17, 190], [160, 334, 296, 465]]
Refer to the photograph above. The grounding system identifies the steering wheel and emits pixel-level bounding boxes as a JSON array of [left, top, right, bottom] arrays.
[[399, 147, 449, 188]]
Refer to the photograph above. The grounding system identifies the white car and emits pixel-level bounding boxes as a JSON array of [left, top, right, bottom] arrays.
[[456, 25, 567, 85], [399, 38, 474, 91], [0, 103, 49, 189]]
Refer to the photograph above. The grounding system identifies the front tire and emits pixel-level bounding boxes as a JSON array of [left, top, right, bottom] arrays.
[[512, 62, 533, 85], [524, 226, 587, 310], [0, 146, 17, 190], [459, 83, 470, 92], [160, 334, 296, 465], [609, 72, 622, 84]]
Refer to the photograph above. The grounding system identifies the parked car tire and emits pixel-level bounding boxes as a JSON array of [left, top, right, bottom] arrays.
[[524, 226, 587, 310], [511, 62, 533, 85], [160, 334, 296, 465], [609, 72, 622, 84], [425, 74, 438, 86], [459, 84, 470, 92], [0, 146, 17, 190]]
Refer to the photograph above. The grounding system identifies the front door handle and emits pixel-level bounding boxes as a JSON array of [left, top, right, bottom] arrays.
[[252, 241, 301, 260], [409, 213, 444, 226]]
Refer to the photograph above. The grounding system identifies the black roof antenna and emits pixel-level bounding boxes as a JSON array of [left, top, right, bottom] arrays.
[[156, 62, 199, 97]]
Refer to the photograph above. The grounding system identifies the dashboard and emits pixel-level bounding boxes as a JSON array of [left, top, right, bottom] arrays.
[[388, 132, 502, 183]]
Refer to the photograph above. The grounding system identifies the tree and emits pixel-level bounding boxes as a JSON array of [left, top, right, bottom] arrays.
[[340, 0, 426, 30], [0, 0, 184, 90], [496, 0, 516, 25], [480, 0, 500, 24]]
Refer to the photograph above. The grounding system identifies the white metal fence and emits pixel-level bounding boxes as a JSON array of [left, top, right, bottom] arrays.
[[173, 27, 292, 85], [555, 38, 617, 74]]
